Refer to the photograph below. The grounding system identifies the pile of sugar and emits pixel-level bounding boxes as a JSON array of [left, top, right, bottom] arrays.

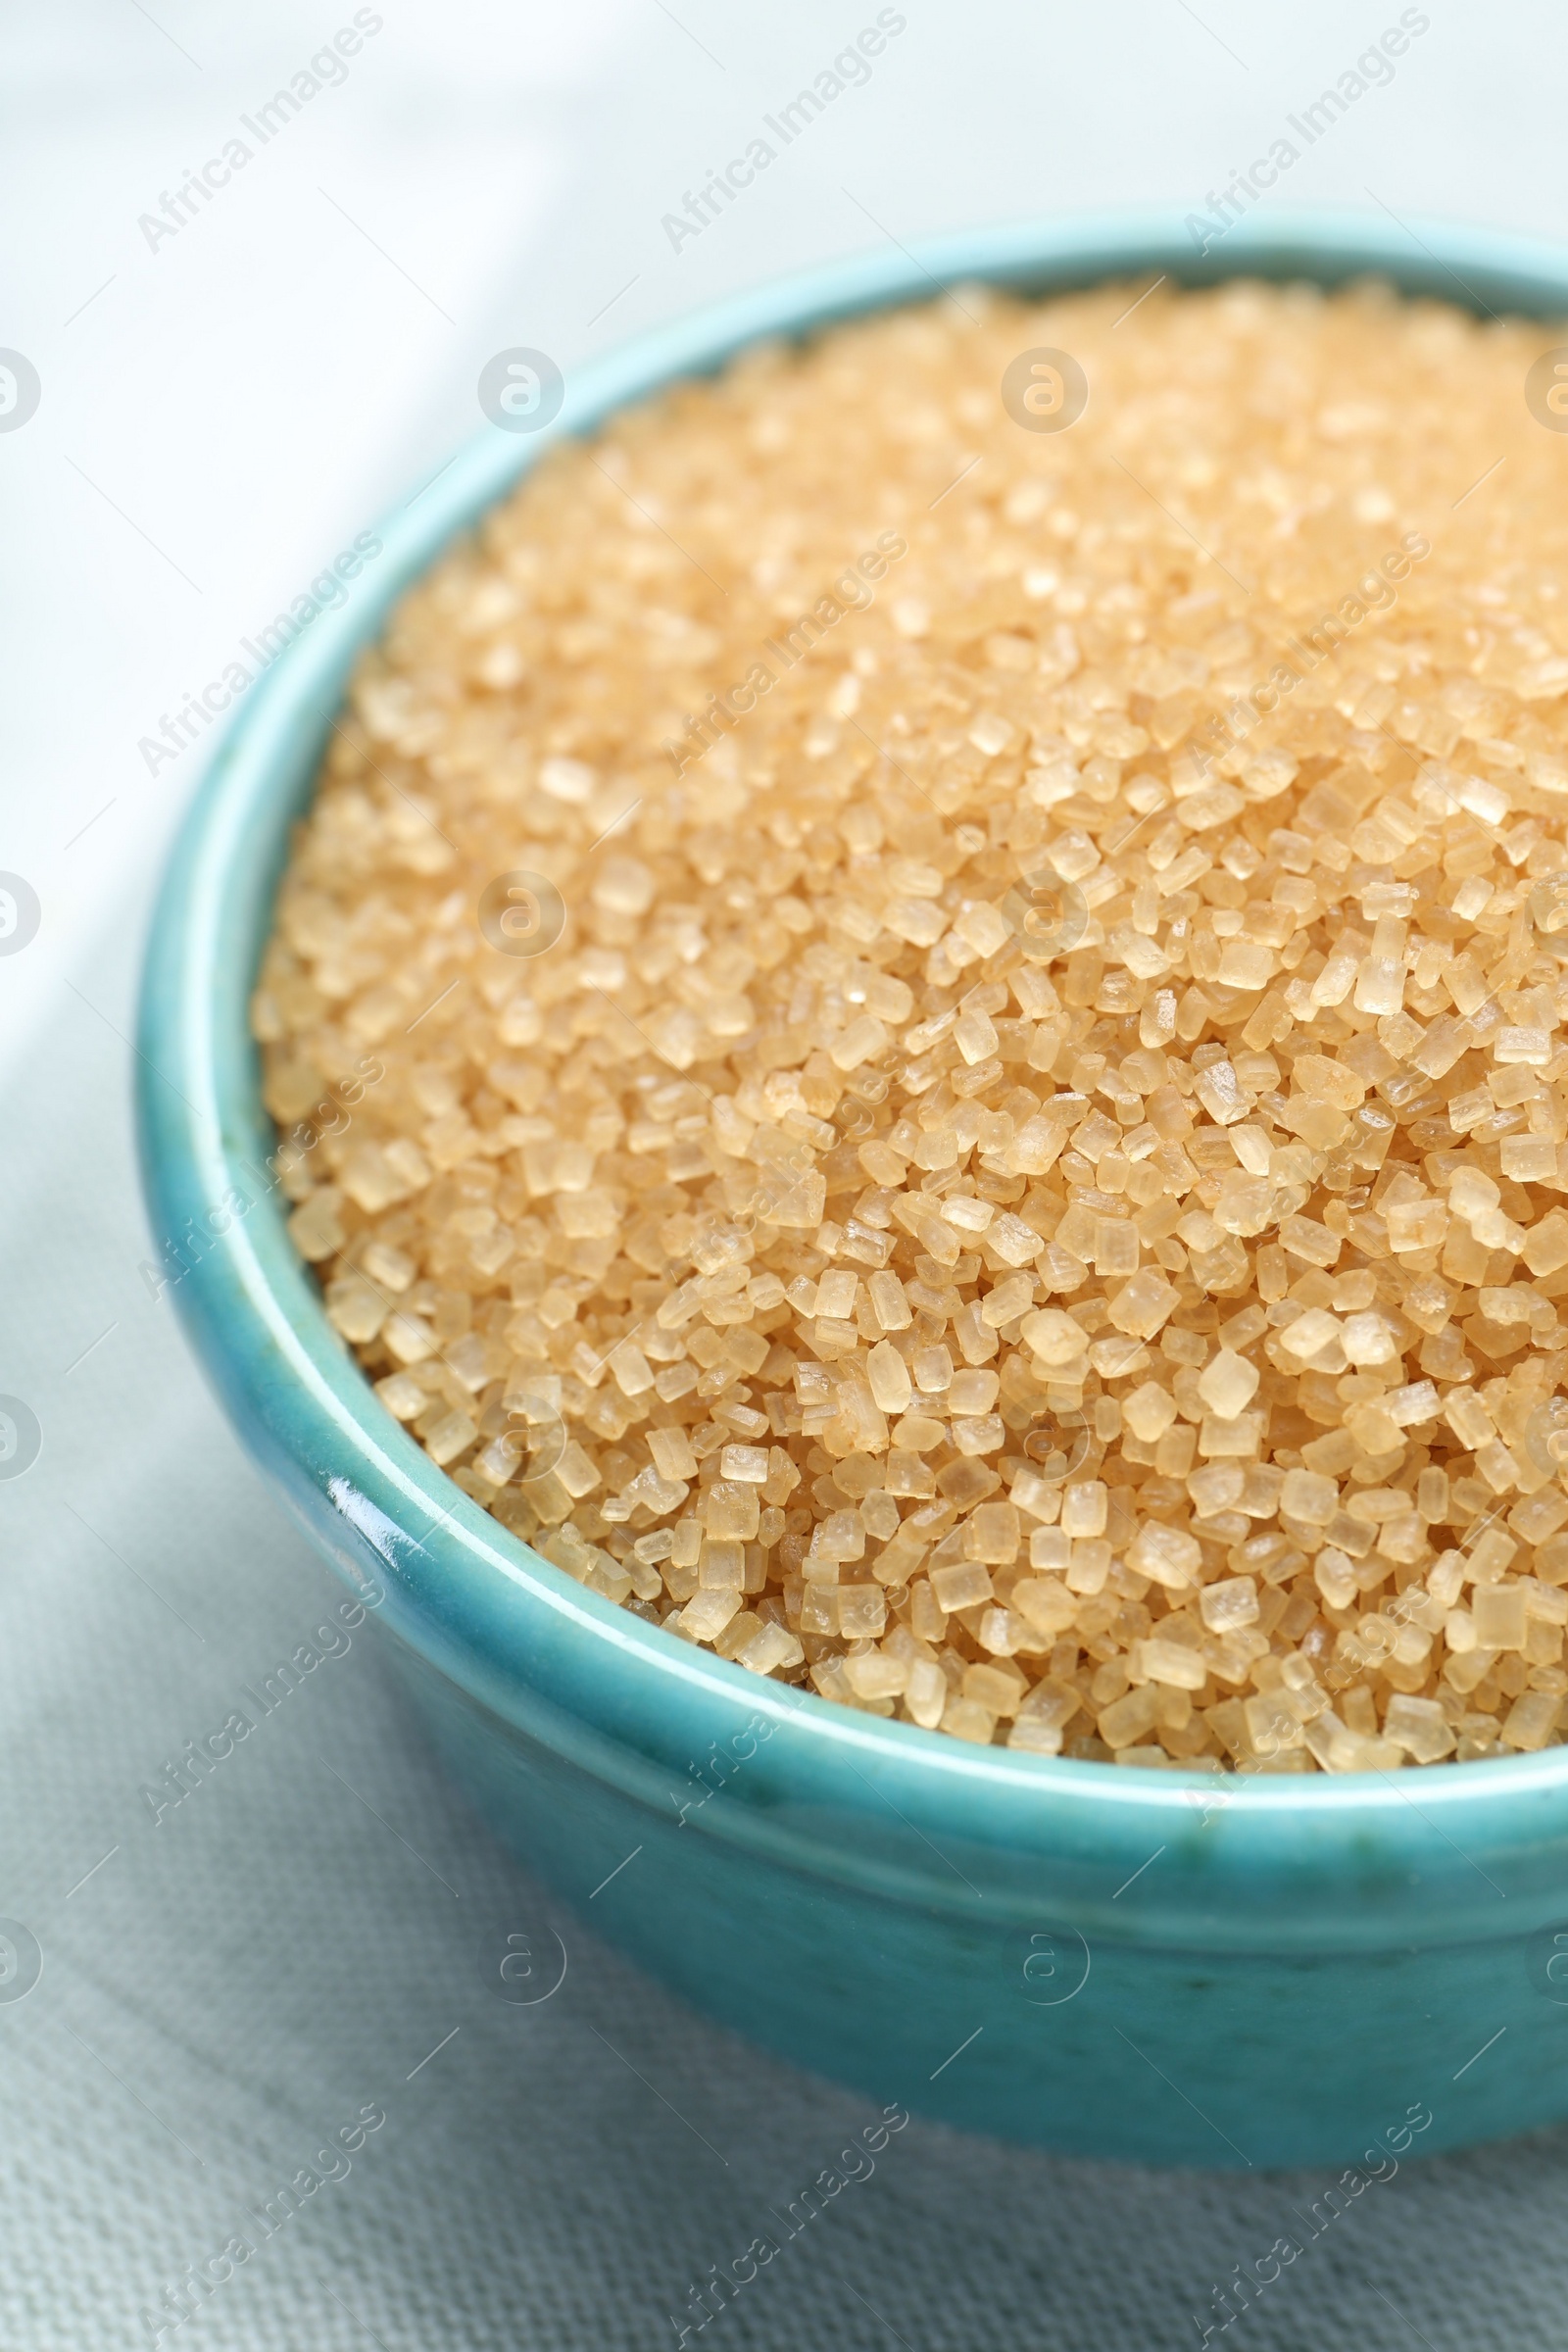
[[255, 276, 1568, 1770]]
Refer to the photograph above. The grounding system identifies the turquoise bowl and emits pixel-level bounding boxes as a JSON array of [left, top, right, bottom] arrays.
[[138, 210, 1568, 2168]]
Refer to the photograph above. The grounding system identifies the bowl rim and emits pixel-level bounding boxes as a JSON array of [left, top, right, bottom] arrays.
[[136, 203, 1568, 1917]]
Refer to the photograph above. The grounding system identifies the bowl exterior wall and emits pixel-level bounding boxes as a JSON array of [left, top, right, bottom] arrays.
[[380, 1619, 1561, 2169]]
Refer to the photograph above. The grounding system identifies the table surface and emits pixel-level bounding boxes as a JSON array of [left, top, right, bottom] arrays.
[[6, 4, 1568, 2342]]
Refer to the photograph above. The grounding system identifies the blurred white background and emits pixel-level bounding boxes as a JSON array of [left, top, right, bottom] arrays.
[[5, 7, 1568, 2347]]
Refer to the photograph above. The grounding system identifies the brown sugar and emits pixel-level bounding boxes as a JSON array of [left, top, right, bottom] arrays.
[[254, 274, 1568, 1768]]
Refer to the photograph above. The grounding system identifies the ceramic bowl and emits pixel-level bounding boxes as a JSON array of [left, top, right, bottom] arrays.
[[138, 209, 1568, 2167]]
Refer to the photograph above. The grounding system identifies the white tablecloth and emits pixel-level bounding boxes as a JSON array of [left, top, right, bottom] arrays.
[[7, 5, 1568, 2341]]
